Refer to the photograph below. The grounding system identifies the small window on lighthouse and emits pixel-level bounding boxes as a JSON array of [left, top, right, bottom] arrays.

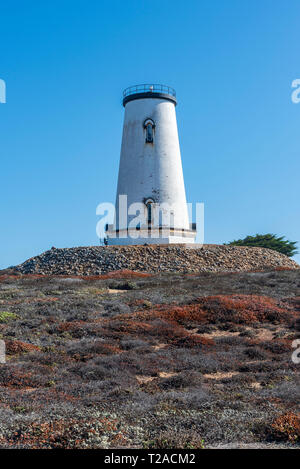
[[145, 198, 154, 225], [147, 202, 152, 224], [144, 119, 155, 143], [146, 123, 153, 143]]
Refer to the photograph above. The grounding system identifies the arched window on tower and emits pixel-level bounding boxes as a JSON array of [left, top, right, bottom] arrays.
[[144, 119, 155, 143], [145, 198, 154, 225], [147, 202, 152, 224]]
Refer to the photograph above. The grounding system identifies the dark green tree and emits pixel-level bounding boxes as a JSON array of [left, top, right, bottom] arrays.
[[225, 234, 298, 257]]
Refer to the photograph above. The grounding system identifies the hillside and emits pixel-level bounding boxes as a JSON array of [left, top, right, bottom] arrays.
[[0, 268, 299, 448]]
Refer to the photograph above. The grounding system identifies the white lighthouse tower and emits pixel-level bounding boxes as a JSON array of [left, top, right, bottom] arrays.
[[106, 84, 196, 245]]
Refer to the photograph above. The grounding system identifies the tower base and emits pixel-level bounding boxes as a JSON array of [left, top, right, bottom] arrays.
[[106, 227, 197, 246]]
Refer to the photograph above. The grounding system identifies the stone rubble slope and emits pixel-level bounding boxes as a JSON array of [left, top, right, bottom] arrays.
[[12, 244, 299, 275]]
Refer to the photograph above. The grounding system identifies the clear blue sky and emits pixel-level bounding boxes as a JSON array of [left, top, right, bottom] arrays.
[[1, 0, 299, 269]]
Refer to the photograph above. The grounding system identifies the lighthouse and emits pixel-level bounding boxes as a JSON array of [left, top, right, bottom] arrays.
[[106, 84, 196, 245]]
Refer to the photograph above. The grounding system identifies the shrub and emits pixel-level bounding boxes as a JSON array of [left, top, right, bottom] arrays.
[[120, 338, 149, 350], [263, 340, 291, 354], [100, 270, 151, 279], [244, 346, 267, 360], [144, 431, 205, 449], [239, 329, 256, 338], [172, 335, 214, 348], [0, 311, 18, 323], [103, 300, 131, 317], [140, 295, 296, 327], [193, 295, 294, 325], [145, 304, 206, 325], [270, 412, 300, 442], [66, 338, 121, 360], [238, 361, 276, 373], [226, 233, 298, 257], [0, 364, 50, 388], [6, 340, 40, 355], [158, 372, 202, 390], [109, 281, 137, 290]]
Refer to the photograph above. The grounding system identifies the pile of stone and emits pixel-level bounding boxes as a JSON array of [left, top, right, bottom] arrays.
[[11, 244, 299, 276]]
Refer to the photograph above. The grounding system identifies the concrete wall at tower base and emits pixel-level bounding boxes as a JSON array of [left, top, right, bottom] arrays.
[[106, 227, 197, 245], [106, 236, 196, 246]]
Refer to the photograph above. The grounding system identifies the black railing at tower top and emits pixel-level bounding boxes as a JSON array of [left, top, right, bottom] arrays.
[[123, 84, 176, 99]]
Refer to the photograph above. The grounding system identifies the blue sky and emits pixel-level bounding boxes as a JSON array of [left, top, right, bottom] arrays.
[[1, 0, 299, 269]]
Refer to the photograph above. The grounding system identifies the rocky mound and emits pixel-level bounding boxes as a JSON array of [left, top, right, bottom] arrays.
[[11, 244, 299, 275]]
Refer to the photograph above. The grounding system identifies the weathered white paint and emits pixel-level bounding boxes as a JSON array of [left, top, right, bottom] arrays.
[[107, 92, 196, 245], [107, 227, 196, 245]]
